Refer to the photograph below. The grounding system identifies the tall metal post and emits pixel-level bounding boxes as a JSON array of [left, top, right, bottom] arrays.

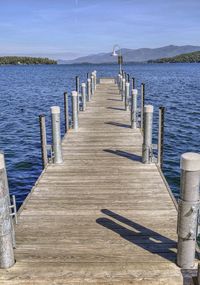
[[122, 78, 126, 101], [125, 82, 130, 111], [64, 92, 69, 133], [72, 91, 78, 131], [132, 77, 135, 89], [87, 78, 91, 102], [127, 73, 130, 82], [177, 152, 200, 269], [141, 83, 145, 132], [157, 107, 165, 169], [0, 152, 15, 269], [39, 114, 48, 169], [131, 89, 138, 129], [51, 106, 63, 164], [81, 83, 86, 111], [142, 105, 153, 164], [76, 76, 80, 112]]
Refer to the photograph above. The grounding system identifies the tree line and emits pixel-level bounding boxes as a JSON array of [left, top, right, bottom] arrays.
[[0, 56, 57, 65]]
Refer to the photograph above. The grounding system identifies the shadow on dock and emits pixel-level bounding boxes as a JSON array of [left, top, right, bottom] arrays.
[[107, 107, 125, 111], [103, 149, 142, 162], [107, 98, 122, 102], [96, 209, 177, 262], [105, 121, 130, 128]]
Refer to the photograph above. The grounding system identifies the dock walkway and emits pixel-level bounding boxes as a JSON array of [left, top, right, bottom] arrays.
[[1, 80, 183, 284]]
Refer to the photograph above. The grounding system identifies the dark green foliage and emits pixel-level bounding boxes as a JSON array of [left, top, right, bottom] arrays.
[[0, 56, 57, 65], [148, 51, 200, 63]]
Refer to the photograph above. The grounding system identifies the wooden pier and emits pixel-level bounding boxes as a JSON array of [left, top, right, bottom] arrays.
[[0, 78, 184, 284]]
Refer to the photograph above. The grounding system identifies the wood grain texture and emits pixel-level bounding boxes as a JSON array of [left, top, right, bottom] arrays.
[[0, 80, 184, 284]]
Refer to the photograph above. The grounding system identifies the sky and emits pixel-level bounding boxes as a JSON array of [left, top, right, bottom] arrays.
[[0, 0, 200, 59]]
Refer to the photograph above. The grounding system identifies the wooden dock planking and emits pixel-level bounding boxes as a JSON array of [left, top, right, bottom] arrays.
[[0, 80, 183, 284]]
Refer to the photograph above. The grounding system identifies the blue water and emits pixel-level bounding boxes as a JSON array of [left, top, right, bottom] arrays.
[[0, 63, 200, 208]]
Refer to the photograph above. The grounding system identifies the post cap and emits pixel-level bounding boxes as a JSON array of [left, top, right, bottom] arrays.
[[72, 91, 78, 97], [125, 82, 130, 86], [81, 83, 86, 87], [0, 151, 5, 169], [144, 105, 153, 113], [132, 89, 138, 95], [122, 78, 126, 82], [87, 78, 91, 82], [180, 152, 200, 171], [51, 106, 60, 114]]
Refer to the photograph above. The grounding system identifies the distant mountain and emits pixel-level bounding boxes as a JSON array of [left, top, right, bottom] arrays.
[[148, 51, 200, 63], [59, 45, 200, 64]]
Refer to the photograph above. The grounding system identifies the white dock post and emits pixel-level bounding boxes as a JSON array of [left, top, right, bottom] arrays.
[[141, 83, 145, 132], [87, 78, 91, 101], [51, 106, 63, 164], [91, 74, 95, 97], [142, 105, 153, 164], [76, 76, 80, 112], [72, 91, 79, 131], [131, 89, 138, 129], [125, 82, 130, 111], [157, 107, 165, 169], [0, 152, 15, 268], [177, 152, 200, 269], [81, 83, 86, 111]]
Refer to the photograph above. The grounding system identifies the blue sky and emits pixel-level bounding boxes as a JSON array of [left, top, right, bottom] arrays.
[[0, 0, 200, 59]]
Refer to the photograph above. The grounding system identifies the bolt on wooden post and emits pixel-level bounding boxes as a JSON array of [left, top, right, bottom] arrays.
[[72, 91, 79, 131], [142, 105, 153, 164], [81, 83, 86, 111], [64, 92, 69, 133], [0, 152, 15, 269], [39, 114, 48, 169], [131, 89, 138, 129], [51, 106, 63, 164], [177, 152, 200, 269]]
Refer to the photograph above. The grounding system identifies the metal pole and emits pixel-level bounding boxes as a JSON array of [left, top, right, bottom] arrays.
[[81, 83, 86, 111], [157, 107, 165, 169], [132, 77, 135, 89], [51, 106, 63, 164], [0, 152, 15, 269], [87, 78, 91, 102], [141, 83, 145, 132], [177, 152, 200, 269], [125, 82, 130, 111], [122, 78, 125, 101], [72, 91, 78, 131], [76, 76, 80, 112], [64, 92, 69, 133], [131, 89, 138, 129], [142, 105, 153, 164], [127, 74, 130, 82], [39, 114, 48, 169]]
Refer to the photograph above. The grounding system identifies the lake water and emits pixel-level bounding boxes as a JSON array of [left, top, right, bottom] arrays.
[[0, 63, 200, 208]]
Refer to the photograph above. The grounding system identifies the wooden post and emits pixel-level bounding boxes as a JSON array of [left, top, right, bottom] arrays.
[[122, 78, 125, 101], [125, 82, 130, 111], [87, 78, 91, 102], [81, 83, 86, 111], [0, 152, 15, 268], [72, 91, 78, 130], [141, 83, 145, 132], [64, 92, 69, 133], [39, 114, 48, 169], [132, 77, 135, 89], [177, 152, 200, 269], [76, 76, 80, 112], [131, 89, 138, 129], [158, 107, 165, 169], [51, 106, 63, 164], [142, 105, 153, 164]]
